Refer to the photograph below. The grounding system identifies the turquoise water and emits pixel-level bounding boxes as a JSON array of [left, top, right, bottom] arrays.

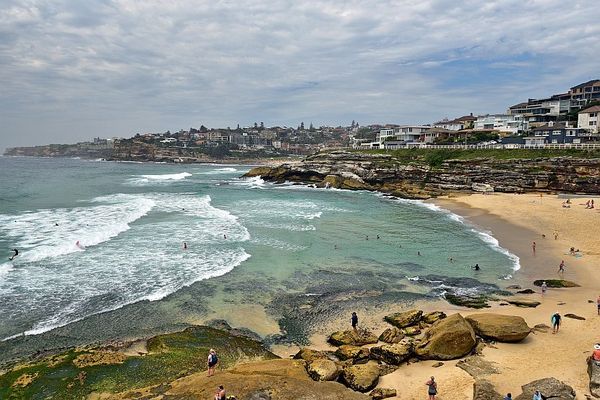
[[0, 156, 518, 341]]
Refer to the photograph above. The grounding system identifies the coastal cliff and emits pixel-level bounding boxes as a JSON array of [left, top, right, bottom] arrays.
[[243, 150, 600, 199]]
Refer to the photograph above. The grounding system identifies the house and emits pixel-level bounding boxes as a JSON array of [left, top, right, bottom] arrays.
[[474, 114, 528, 134], [569, 80, 600, 108], [529, 122, 594, 144], [578, 105, 600, 134], [433, 114, 476, 131], [508, 97, 570, 127]]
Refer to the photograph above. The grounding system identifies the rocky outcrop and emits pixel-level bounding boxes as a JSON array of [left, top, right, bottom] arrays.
[[378, 327, 405, 344], [564, 313, 586, 320], [415, 313, 477, 360], [294, 348, 329, 362], [507, 299, 541, 308], [384, 309, 423, 328], [335, 345, 370, 363], [513, 377, 575, 400], [422, 311, 447, 324], [370, 388, 397, 399], [341, 361, 381, 392], [473, 379, 504, 400], [306, 359, 340, 381], [369, 343, 413, 365], [457, 356, 500, 378], [465, 314, 531, 343], [329, 330, 379, 346], [533, 279, 580, 288], [243, 151, 600, 199], [588, 358, 600, 397]]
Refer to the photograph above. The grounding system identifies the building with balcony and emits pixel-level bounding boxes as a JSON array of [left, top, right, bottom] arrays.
[[474, 114, 528, 134]]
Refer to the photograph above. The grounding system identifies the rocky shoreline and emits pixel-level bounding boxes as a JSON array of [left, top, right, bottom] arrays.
[[243, 151, 600, 199]]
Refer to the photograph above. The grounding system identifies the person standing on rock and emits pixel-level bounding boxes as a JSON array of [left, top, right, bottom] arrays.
[[351, 312, 358, 332], [426, 376, 437, 399], [551, 312, 562, 334], [532, 390, 542, 400], [207, 349, 219, 377]]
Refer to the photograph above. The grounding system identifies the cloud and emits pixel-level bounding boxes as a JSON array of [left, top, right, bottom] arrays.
[[0, 0, 599, 148]]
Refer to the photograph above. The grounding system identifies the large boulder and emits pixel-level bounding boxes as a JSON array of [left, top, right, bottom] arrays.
[[306, 359, 340, 382], [465, 314, 531, 343], [422, 311, 447, 324], [588, 358, 600, 397], [293, 348, 328, 362], [384, 309, 423, 328], [533, 279, 580, 288], [341, 361, 381, 392], [370, 388, 397, 399], [329, 330, 379, 346], [514, 377, 575, 400], [334, 345, 370, 363], [378, 327, 405, 344], [473, 379, 503, 400], [507, 299, 541, 308], [415, 313, 477, 360], [369, 343, 413, 365]]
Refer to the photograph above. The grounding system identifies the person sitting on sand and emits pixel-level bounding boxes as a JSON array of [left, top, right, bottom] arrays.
[[504, 394, 512, 400], [593, 344, 600, 363], [532, 390, 543, 400], [425, 376, 437, 400], [215, 385, 226, 400], [551, 312, 561, 334]]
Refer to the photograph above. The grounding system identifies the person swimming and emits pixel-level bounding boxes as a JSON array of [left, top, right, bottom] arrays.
[[472, 263, 480, 271], [8, 248, 18, 261], [183, 242, 188, 250]]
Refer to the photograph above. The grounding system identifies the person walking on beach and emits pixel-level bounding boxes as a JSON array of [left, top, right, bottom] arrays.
[[351, 312, 358, 331], [532, 241, 536, 255], [541, 281, 548, 295], [554, 230, 559, 240], [551, 312, 562, 334], [426, 376, 437, 399], [207, 349, 218, 377], [558, 260, 565, 274], [214, 385, 226, 400]]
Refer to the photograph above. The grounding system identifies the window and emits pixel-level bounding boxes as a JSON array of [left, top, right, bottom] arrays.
[[590, 113, 597, 117], [590, 121, 597, 126], [552, 130, 562, 135]]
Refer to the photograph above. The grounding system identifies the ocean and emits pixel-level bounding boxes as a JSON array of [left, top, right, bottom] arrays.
[[0, 156, 518, 346]]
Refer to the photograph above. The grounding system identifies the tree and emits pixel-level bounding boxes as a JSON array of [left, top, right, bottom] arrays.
[[309, 122, 315, 132], [254, 122, 258, 128], [300, 122, 305, 130], [260, 122, 264, 129]]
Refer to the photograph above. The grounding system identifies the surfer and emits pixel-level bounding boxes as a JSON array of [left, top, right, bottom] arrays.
[[8, 248, 18, 261], [472, 264, 480, 271]]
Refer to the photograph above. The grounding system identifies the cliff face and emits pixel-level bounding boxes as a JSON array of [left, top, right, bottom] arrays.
[[244, 151, 600, 199]]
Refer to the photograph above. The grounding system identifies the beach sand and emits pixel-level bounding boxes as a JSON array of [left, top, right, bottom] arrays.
[[304, 193, 600, 399]]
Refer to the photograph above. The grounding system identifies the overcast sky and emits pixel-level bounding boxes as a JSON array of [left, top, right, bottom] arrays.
[[1, 0, 599, 150]]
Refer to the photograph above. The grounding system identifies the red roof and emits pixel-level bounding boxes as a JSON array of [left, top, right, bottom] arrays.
[[579, 105, 600, 114]]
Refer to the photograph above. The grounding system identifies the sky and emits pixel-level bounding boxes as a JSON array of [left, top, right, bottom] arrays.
[[1, 0, 599, 150]]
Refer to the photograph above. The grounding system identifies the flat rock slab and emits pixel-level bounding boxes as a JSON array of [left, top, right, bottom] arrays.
[[384, 309, 423, 328], [456, 356, 500, 378], [370, 388, 397, 399], [533, 279, 580, 288], [564, 313, 586, 320], [473, 379, 503, 400], [514, 377, 576, 400], [507, 299, 541, 308]]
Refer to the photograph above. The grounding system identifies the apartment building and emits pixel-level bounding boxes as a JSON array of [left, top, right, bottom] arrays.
[[474, 114, 528, 134]]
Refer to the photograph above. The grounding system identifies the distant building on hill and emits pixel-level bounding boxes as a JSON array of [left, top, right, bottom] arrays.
[[474, 114, 528, 135], [521, 121, 596, 145], [569, 80, 600, 108], [578, 105, 600, 134]]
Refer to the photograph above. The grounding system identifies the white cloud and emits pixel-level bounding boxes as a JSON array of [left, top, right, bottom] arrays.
[[0, 0, 599, 148]]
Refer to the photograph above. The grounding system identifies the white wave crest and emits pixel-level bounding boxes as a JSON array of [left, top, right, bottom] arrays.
[[126, 172, 192, 185]]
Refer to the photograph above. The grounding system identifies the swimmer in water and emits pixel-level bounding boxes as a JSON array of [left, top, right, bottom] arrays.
[[472, 264, 480, 271], [8, 248, 18, 261], [183, 242, 188, 250]]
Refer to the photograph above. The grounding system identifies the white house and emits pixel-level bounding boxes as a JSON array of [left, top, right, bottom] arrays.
[[474, 114, 528, 134], [578, 105, 600, 134]]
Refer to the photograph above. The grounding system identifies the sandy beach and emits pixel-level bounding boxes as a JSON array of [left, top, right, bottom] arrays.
[[301, 192, 600, 399]]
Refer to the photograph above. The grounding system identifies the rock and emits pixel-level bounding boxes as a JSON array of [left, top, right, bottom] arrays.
[[415, 313, 477, 360], [514, 377, 575, 400], [473, 379, 503, 400], [533, 279, 580, 288], [306, 359, 340, 382], [370, 388, 396, 399], [507, 299, 541, 308], [516, 289, 536, 294], [329, 330, 379, 346], [589, 300, 595, 304], [432, 362, 444, 368], [588, 357, 600, 398], [564, 313, 586, 320], [370, 343, 413, 365], [506, 285, 522, 290], [72, 351, 127, 368], [533, 324, 551, 333], [402, 326, 421, 336], [456, 356, 500, 378], [445, 293, 491, 309], [341, 361, 381, 392], [384, 309, 423, 328], [422, 311, 446, 324], [334, 345, 370, 363], [293, 348, 328, 362], [378, 327, 405, 344], [465, 313, 531, 343]]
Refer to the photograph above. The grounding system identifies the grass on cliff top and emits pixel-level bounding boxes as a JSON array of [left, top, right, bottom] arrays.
[[349, 148, 600, 167], [0, 326, 277, 400]]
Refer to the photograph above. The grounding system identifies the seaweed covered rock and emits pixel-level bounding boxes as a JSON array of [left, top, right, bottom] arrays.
[[422, 311, 447, 324], [465, 314, 531, 343], [415, 313, 477, 360], [293, 348, 329, 362], [533, 279, 580, 288], [329, 330, 379, 346], [473, 379, 503, 400], [383, 310, 423, 328], [507, 299, 540, 308]]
